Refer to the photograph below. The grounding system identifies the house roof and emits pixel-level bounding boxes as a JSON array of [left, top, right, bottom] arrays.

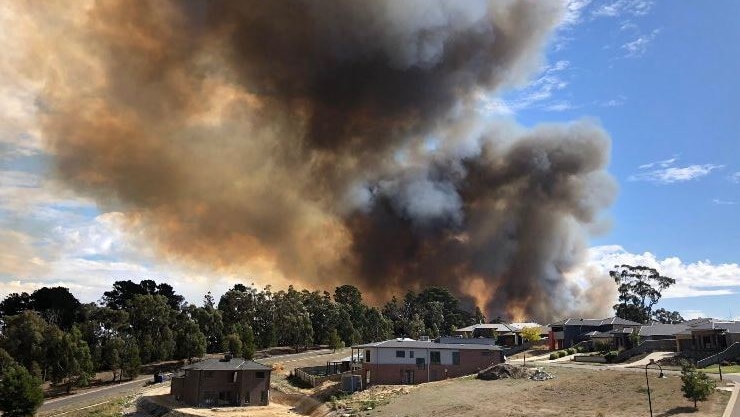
[[353, 338, 502, 350], [436, 336, 497, 346], [549, 317, 641, 327], [181, 358, 272, 371], [508, 322, 542, 330], [674, 320, 740, 335], [454, 323, 518, 333], [639, 323, 690, 337]]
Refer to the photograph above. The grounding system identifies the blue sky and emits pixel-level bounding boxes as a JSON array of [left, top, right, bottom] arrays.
[[1, 0, 738, 320]]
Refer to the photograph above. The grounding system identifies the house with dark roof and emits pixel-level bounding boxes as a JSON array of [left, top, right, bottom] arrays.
[[548, 317, 641, 350], [170, 356, 272, 407], [351, 338, 503, 385], [452, 322, 542, 346], [674, 319, 740, 359]]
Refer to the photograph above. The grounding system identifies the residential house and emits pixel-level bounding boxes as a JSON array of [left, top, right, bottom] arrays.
[[170, 356, 271, 407], [452, 323, 526, 346], [351, 338, 503, 385], [675, 319, 740, 359], [548, 317, 641, 350]]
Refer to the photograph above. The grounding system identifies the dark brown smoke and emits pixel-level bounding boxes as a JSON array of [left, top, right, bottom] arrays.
[[22, 0, 616, 321]]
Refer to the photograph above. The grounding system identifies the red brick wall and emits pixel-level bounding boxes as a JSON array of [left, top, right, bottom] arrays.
[[362, 350, 501, 385]]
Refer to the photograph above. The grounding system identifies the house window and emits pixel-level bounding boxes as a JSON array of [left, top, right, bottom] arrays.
[[452, 351, 460, 365], [256, 371, 265, 379], [204, 371, 214, 378], [430, 351, 441, 364], [365, 350, 371, 362], [416, 358, 426, 369], [396, 350, 406, 358], [409, 351, 415, 358]]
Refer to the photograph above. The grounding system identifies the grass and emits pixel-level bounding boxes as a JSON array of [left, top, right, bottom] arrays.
[[59, 397, 129, 417], [703, 364, 740, 374]]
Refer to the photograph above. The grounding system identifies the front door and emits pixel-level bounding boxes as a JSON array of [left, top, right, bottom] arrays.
[[401, 370, 414, 384]]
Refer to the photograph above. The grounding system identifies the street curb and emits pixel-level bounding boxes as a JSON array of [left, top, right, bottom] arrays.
[[722, 382, 739, 417]]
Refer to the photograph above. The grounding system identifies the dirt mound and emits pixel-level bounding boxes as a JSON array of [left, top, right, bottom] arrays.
[[477, 364, 534, 380]]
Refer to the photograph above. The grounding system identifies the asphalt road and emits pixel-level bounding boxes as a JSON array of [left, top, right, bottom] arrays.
[[37, 349, 336, 416]]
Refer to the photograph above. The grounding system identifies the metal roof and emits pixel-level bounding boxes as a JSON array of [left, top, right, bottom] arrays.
[[549, 317, 641, 327], [181, 358, 272, 371], [353, 338, 502, 350]]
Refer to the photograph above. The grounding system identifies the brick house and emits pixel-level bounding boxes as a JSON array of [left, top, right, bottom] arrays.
[[170, 356, 271, 407], [351, 338, 503, 385]]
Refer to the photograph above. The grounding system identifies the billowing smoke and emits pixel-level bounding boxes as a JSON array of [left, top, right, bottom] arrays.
[[16, 0, 616, 321]]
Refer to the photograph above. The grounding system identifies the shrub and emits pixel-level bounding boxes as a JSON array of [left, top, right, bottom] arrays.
[[557, 351, 566, 358], [576, 346, 585, 353], [549, 353, 557, 360], [604, 351, 619, 363], [567, 348, 576, 355], [681, 363, 715, 409]]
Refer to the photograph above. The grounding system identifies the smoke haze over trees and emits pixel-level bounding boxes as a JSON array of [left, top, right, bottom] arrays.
[[6, 0, 618, 322]]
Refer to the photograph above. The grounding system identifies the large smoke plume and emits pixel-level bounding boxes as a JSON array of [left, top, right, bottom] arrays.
[[16, 0, 616, 321]]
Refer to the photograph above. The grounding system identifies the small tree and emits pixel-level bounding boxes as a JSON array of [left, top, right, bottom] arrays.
[[328, 329, 344, 352], [240, 326, 256, 360], [0, 349, 44, 417], [223, 333, 242, 356], [681, 363, 715, 409], [520, 327, 541, 343], [121, 340, 140, 380]]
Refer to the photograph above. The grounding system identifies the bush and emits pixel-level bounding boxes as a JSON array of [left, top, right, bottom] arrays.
[[549, 353, 557, 360], [604, 351, 619, 363], [557, 351, 567, 358], [567, 348, 576, 355], [576, 346, 585, 353]]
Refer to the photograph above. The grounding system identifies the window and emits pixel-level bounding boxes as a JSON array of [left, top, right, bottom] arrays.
[[452, 351, 460, 365], [256, 371, 265, 379], [365, 350, 371, 362], [396, 350, 406, 358], [416, 358, 426, 369], [409, 351, 414, 358], [430, 351, 441, 364]]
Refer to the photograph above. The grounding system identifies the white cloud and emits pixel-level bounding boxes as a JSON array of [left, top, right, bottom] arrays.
[[593, 0, 654, 18], [598, 96, 627, 107], [544, 101, 575, 112], [629, 158, 723, 184], [579, 245, 740, 299], [480, 60, 572, 115], [712, 199, 737, 206], [622, 29, 660, 58], [562, 0, 593, 27], [731, 172, 740, 183], [680, 309, 707, 320]]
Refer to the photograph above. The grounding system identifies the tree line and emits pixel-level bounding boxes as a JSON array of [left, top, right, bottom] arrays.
[[0, 280, 484, 415]]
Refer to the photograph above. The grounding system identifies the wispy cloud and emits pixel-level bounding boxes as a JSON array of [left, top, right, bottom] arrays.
[[638, 157, 677, 170], [622, 29, 660, 58], [731, 172, 740, 183], [597, 96, 627, 108], [629, 158, 723, 184], [562, 0, 594, 27], [592, 0, 654, 18], [480, 61, 572, 115], [712, 199, 737, 206]]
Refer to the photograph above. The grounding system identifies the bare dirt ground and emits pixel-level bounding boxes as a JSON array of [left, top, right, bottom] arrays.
[[356, 365, 730, 417], [142, 385, 299, 417]]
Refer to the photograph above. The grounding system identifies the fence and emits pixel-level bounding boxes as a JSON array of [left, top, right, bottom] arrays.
[[294, 366, 350, 387]]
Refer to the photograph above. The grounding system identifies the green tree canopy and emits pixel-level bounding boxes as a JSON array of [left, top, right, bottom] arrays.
[[0, 349, 44, 417], [611, 265, 677, 324]]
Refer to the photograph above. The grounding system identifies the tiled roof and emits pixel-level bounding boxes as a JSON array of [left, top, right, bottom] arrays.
[[639, 323, 690, 337], [181, 358, 272, 371], [454, 323, 518, 333]]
